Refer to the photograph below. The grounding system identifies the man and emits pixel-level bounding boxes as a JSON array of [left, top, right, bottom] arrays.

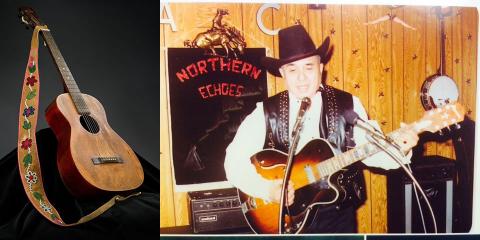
[[224, 25, 419, 233]]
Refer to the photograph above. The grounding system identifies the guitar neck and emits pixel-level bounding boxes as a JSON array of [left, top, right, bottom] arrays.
[[324, 102, 466, 176], [313, 133, 390, 178], [41, 31, 90, 115], [315, 120, 426, 178]]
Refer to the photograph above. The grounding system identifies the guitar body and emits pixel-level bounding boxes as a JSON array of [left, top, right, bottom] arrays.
[[238, 139, 351, 234], [46, 93, 144, 198]]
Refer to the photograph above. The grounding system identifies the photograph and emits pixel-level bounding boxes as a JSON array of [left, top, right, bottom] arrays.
[[0, 0, 159, 239], [160, 1, 479, 237]]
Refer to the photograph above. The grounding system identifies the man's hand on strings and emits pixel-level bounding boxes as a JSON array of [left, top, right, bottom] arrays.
[[269, 179, 295, 206]]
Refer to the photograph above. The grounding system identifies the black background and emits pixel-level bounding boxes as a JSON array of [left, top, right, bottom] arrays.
[[0, 0, 159, 168], [168, 48, 267, 185]]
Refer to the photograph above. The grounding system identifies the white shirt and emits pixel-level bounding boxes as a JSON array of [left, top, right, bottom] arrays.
[[224, 91, 410, 201]]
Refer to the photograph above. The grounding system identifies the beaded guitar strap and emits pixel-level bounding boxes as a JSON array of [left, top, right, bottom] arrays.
[[18, 25, 140, 226]]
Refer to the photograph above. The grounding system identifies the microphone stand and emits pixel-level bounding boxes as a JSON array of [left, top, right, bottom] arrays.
[[353, 113, 437, 233], [347, 109, 436, 232], [366, 133, 438, 233], [278, 97, 310, 234]]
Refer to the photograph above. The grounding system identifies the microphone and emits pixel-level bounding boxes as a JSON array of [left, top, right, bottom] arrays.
[[292, 97, 311, 134], [344, 110, 401, 150], [298, 97, 311, 118], [345, 110, 387, 139], [344, 110, 371, 130]]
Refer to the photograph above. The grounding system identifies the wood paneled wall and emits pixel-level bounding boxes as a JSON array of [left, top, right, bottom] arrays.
[[160, 4, 478, 233]]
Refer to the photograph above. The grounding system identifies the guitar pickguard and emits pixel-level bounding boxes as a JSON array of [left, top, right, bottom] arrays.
[[286, 177, 337, 216]]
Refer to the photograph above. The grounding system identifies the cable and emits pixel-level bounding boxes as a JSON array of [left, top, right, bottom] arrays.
[[357, 118, 431, 232], [366, 133, 438, 233], [408, 164, 428, 233]]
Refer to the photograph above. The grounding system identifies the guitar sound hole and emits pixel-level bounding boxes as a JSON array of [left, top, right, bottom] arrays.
[[80, 115, 100, 134]]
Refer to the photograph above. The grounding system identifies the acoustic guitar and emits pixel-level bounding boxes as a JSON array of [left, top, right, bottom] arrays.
[[238, 103, 465, 234], [19, 7, 144, 198]]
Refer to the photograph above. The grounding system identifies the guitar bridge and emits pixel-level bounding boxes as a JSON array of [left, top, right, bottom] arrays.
[[91, 157, 123, 165]]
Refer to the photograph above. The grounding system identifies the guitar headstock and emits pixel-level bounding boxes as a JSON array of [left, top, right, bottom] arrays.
[[19, 7, 44, 29], [415, 102, 465, 133]]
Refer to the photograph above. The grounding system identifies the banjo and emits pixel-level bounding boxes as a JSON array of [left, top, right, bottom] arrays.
[[420, 7, 459, 110]]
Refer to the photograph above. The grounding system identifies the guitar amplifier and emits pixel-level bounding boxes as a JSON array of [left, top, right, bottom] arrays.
[[188, 188, 249, 233], [387, 156, 456, 233]]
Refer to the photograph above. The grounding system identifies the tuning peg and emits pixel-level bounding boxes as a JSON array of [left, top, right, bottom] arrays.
[[438, 129, 444, 136], [454, 123, 461, 130]]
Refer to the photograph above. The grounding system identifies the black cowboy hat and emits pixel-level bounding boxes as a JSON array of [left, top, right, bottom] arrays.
[[261, 25, 331, 77]]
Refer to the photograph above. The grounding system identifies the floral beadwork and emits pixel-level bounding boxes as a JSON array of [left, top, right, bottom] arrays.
[[23, 106, 35, 117], [21, 138, 32, 150], [40, 201, 53, 212], [25, 170, 38, 184], [26, 76, 37, 86], [19, 53, 62, 224]]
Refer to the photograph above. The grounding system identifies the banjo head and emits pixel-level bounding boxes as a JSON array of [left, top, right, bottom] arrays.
[[421, 75, 459, 110]]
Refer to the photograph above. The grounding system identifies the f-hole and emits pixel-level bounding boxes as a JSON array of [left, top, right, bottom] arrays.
[[80, 115, 100, 134]]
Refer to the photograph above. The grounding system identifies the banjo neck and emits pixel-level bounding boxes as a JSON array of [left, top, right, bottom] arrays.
[[437, 8, 447, 76]]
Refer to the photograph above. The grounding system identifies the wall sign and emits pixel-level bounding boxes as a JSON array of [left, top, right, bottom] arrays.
[[167, 48, 267, 189]]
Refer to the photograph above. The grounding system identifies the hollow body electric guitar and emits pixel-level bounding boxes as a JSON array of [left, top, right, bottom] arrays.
[[238, 103, 465, 234], [20, 8, 144, 198]]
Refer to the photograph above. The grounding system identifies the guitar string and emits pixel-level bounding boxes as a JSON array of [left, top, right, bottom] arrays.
[[77, 96, 96, 134], [84, 103, 99, 133], [81, 95, 112, 161], [77, 96, 96, 133], [62, 50, 109, 160], [57, 44, 99, 135], [68, 79, 95, 133], [64, 70, 105, 159], [45, 31, 98, 136], [79, 97, 105, 160], [77, 96, 94, 130]]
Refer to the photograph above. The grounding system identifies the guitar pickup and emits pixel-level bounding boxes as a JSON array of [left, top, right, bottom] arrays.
[[317, 178, 330, 189], [91, 157, 123, 165]]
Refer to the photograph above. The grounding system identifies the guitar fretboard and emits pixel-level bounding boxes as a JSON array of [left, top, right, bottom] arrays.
[[41, 31, 90, 115], [314, 128, 405, 177]]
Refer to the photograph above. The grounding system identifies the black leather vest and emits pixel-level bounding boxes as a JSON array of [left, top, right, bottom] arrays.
[[262, 85, 355, 153], [262, 85, 365, 209]]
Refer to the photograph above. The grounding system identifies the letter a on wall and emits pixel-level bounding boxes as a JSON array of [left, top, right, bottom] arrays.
[[160, 3, 177, 31]]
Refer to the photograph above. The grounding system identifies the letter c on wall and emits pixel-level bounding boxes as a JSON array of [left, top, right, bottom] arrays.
[[256, 4, 280, 36]]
